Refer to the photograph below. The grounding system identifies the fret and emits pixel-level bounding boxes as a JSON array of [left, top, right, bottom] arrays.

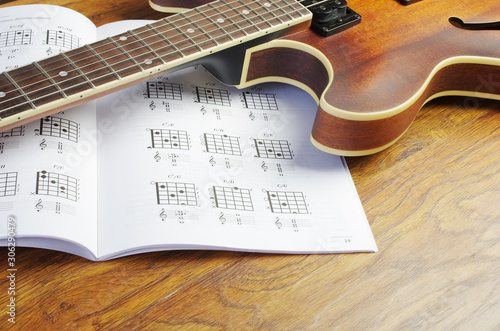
[[108, 33, 163, 71], [4, 64, 62, 108], [194, 6, 234, 46], [84, 44, 122, 80], [0, 0, 312, 127], [138, 24, 185, 63], [60, 53, 96, 89], [65, 46, 118, 87], [0, 72, 33, 118], [32, 62, 67, 100]]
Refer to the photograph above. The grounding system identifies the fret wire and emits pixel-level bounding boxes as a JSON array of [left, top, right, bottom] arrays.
[[2, 0, 294, 93], [197, 4, 235, 43], [2, 71, 36, 110], [1, 0, 305, 104], [32, 62, 67, 99], [0, 0, 309, 113], [84, 44, 122, 80], [60, 52, 96, 89], [173, 14, 203, 53], [236, 0, 267, 31], [106, 36, 144, 71], [127, 30, 167, 66], [184, 10, 219, 49]]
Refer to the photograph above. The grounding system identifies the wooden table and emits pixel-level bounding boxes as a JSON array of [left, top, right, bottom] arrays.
[[1, 0, 499, 329]]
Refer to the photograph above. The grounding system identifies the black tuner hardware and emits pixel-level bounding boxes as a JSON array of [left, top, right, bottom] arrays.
[[301, 0, 361, 37]]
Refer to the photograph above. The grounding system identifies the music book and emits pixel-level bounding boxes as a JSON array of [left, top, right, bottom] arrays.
[[0, 5, 377, 260]]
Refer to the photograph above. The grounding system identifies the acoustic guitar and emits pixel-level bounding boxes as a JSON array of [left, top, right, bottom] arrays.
[[0, 0, 499, 155]]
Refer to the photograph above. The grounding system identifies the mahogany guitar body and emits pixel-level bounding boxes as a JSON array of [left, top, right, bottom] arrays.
[[151, 0, 500, 155]]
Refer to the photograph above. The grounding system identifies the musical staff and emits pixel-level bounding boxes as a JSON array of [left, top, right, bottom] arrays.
[[155, 182, 197, 206], [39, 116, 79, 143], [274, 217, 311, 231], [0, 172, 18, 197], [35, 198, 77, 215], [0, 126, 24, 138], [150, 129, 190, 150], [45, 30, 80, 49], [254, 139, 293, 159], [35, 171, 78, 201], [0, 141, 20, 154], [194, 86, 231, 106], [265, 190, 308, 214], [145, 81, 182, 100], [203, 133, 241, 156], [211, 186, 254, 211], [242, 91, 278, 110], [0, 29, 32, 47]]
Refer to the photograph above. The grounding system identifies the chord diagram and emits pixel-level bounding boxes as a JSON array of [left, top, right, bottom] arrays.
[[211, 186, 254, 211], [39, 116, 79, 143], [203, 133, 241, 156], [241, 91, 278, 110], [0, 126, 24, 138], [194, 86, 231, 106], [155, 182, 197, 206], [0, 29, 32, 47], [45, 30, 80, 49], [150, 129, 189, 150], [35, 171, 78, 201], [265, 190, 308, 214], [254, 139, 293, 159], [0, 172, 18, 197], [145, 81, 182, 100]]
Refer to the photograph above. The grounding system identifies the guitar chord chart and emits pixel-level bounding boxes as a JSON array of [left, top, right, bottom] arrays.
[[211, 186, 254, 211], [194, 86, 231, 106], [254, 139, 293, 159], [242, 91, 278, 110], [266, 190, 308, 214], [0, 172, 18, 197], [0, 126, 24, 138], [0, 29, 32, 47], [203, 133, 241, 156], [146, 81, 182, 100], [155, 182, 197, 206], [35, 171, 78, 201], [45, 30, 80, 49], [151, 129, 190, 150], [39, 116, 79, 143]]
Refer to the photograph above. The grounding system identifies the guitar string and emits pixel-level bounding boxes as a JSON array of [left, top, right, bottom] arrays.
[[0, 0, 271, 100], [0, 0, 323, 111], [0, 0, 310, 113]]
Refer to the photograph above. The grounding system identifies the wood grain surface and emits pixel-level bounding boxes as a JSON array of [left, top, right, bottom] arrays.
[[0, 0, 499, 329]]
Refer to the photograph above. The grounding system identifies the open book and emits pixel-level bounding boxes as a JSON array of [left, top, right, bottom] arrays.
[[0, 5, 377, 260]]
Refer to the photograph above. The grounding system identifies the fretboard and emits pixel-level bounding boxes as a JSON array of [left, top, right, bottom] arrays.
[[0, 0, 311, 129]]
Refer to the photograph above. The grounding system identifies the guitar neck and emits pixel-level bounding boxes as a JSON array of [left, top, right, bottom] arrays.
[[0, 0, 311, 129]]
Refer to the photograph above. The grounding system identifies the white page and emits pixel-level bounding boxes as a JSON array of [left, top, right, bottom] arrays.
[[0, 5, 99, 258], [96, 21, 377, 258]]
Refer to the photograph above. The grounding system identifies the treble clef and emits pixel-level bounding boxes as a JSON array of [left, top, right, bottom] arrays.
[[154, 151, 161, 162], [159, 208, 167, 221], [275, 217, 282, 229], [35, 199, 43, 212], [39, 139, 47, 150], [219, 212, 226, 224]]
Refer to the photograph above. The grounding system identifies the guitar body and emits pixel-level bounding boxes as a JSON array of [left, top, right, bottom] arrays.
[[151, 0, 500, 155]]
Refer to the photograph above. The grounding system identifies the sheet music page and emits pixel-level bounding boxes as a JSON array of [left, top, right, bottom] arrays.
[[0, 5, 99, 257], [96, 22, 377, 257]]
